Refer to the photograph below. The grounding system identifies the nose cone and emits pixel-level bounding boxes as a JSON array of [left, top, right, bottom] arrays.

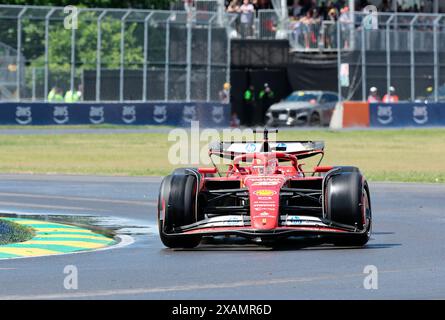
[[245, 177, 285, 230]]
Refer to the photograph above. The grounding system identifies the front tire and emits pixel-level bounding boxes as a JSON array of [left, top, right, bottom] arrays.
[[157, 174, 202, 248], [325, 170, 372, 247]]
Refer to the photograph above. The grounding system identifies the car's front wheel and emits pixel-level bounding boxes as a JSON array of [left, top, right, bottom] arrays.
[[325, 170, 372, 247], [157, 174, 202, 248]]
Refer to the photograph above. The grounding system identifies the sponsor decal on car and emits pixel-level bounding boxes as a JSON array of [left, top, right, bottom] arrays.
[[276, 142, 287, 150], [253, 190, 276, 196], [257, 196, 273, 201], [245, 143, 256, 152], [251, 181, 280, 186], [281, 215, 325, 226], [253, 201, 276, 206]]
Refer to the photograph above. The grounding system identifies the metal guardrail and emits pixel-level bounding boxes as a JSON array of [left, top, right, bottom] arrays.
[[336, 12, 445, 103], [0, 5, 234, 103]]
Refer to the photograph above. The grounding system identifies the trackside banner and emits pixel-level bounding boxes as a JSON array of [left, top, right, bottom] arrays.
[[0, 102, 230, 127], [369, 102, 445, 127]]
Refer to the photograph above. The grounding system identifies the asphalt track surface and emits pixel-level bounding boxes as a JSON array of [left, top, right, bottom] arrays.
[[0, 174, 444, 299]]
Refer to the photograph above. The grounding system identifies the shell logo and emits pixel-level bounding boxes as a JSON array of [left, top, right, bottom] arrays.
[[254, 190, 276, 196]]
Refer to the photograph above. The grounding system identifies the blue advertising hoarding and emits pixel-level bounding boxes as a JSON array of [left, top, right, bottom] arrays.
[[369, 102, 445, 127], [0, 102, 231, 127]]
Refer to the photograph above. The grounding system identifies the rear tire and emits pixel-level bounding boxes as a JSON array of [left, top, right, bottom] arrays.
[[326, 171, 372, 247], [157, 174, 202, 248]]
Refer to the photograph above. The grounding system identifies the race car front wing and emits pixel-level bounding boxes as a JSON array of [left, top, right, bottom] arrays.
[[165, 215, 366, 238]]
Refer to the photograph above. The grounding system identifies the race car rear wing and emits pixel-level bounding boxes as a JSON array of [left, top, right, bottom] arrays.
[[209, 140, 325, 160]]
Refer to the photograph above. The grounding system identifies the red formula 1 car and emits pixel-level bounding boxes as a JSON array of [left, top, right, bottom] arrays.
[[158, 130, 372, 248]]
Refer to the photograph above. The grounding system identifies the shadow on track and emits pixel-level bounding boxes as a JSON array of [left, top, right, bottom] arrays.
[[160, 236, 401, 252]]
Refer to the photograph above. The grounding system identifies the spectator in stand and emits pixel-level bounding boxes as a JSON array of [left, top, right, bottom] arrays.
[[311, 8, 321, 47], [325, 7, 338, 48], [290, 16, 304, 48], [339, 6, 353, 49], [300, 9, 313, 49], [239, 0, 255, 38], [367, 87, 380, 103], [227, 0, 241, 36], [183, 0, 194, 13], [383, 86, 400, 103], [227, 0, 240, 13]]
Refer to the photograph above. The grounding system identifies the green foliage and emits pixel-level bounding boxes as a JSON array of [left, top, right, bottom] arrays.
[[20, 11, 145, 90], [0, 1, 174, 90], [0, 219, 35, 245], [0, 0, 172, 10]]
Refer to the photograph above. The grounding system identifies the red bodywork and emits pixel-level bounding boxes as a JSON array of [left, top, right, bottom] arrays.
[[167, 145, 356, 238], [160, 136, 371, 248]]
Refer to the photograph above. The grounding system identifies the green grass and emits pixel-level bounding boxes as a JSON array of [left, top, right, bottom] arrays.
[[0, 128, 442, 182], [0, 219, 35, 245]]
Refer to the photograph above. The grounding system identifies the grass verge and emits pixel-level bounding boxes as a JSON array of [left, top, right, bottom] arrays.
[[0, 128, 442, 182], [0, 219, 35, 245]]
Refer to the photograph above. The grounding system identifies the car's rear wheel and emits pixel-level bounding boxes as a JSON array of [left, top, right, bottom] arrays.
[[325, 170, 372, 247], [157, 174, 202, 248]]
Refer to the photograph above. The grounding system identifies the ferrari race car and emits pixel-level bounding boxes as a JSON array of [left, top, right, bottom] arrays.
[[158, 130, 372, 248]]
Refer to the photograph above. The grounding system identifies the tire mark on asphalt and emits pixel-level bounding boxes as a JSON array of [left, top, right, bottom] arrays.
[[0, 192, 156, 207], [0, 201, 104, 212]]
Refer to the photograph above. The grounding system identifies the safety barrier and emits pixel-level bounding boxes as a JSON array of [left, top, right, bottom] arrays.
[[369, 102, 445, 127], [329, 101, 370, 129], [331, 101, 445, 128], [0, 102, 230, 127]]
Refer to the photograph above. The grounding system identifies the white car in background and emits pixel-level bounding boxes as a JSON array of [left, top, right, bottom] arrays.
[[266, 90, 340, 127]]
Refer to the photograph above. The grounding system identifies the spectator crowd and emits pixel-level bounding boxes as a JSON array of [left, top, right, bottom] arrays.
[[220, 0, 444, 42]]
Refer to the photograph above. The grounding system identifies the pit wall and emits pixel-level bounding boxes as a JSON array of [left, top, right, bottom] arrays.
[[0, 102, 230, 127], [330, 102, 445, 128]]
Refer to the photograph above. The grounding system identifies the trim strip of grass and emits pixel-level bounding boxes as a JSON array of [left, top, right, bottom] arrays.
[[0, 128, 441, 183], [0, 219, 35, 245]]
